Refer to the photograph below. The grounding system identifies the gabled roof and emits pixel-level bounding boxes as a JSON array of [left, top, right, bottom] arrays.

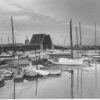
[[30, 34, 48, 44]]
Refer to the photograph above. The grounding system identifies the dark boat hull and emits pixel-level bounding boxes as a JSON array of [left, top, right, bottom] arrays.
[[0, 79, 5, 88], [24, 74, 37, 81], [14, 77, 24, 82], [4, 75, 13, 80]]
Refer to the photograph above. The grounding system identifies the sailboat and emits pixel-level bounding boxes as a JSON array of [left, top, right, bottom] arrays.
[[92, 23, 100, 60], [50, 20, 85, 66]]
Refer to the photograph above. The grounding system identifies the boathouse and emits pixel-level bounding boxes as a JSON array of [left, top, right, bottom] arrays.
[[30, 34, 53, 50]]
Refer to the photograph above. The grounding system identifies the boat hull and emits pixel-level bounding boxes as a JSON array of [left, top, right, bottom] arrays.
[[14, 74, 24, 82], [4, 75, 13, 80], [0, 78, 5, 88]]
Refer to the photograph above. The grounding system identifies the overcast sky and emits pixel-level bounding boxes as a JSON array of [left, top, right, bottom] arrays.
[[0, 0, 100, 46]]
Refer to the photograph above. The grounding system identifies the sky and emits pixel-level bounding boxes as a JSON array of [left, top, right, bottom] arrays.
[[0, 0, 100, 46]]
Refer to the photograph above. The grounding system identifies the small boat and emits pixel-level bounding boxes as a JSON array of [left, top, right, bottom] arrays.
[[49, 58, 85, 66], [14, 70, 24, 82], [0, 75, 5, 88], [28, 62, 49, 76], [23, 70, 37, 81], [49, 70, 61, 76], [3, 70, 13, 80], [92, 55, 100, 60], [24, 70, 37, 77], [35, 70, 49, 76]]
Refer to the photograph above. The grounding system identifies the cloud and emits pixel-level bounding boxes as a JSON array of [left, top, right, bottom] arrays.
[[0, 0, 22, 12], [0, 0, 100, 45], [14, 15, 29, 21]]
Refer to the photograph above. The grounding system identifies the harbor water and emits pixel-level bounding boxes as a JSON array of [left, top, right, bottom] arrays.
[[0, 62, 100, 99]]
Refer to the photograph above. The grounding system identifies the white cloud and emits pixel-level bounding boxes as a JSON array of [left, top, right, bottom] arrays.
[[0, 0, 22, 12], [14, 15, 29, 21]]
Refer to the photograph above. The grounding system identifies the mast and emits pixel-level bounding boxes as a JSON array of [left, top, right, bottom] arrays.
[[79, 22, 82, 47], [95, 23, 97, 51], [11, 16, 15, 56], [1, 37, 3, 52], [76, 26, 78, 47], [8, 35, 9, 44], [70, 19, 73, 59]]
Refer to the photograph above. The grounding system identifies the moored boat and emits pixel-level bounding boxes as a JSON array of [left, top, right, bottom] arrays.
[[23, 70, 37, 77], [48, 58, 84, 66], [14, 70, 24, 82], [0, 74, 5, 88], [35, 70, 49, 76], [3, 70, 13, 80], [49, 70, 61, 76]]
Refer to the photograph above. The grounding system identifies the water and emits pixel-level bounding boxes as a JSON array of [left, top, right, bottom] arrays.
[[0, 62, 100, 99]]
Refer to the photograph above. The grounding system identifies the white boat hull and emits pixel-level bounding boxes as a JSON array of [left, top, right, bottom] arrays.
[[35, 70, 49, 76], [49, 58, 84, 66]]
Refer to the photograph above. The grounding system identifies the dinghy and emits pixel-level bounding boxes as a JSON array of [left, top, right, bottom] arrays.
[[35, 70, 49, 76], [49, 70, 61, 76], [0, 74, 5, 87], [14, 70, 24, 82], [23, 61, 49, 77], [23, 70, 37, 78], [3, 70, 13, 80]]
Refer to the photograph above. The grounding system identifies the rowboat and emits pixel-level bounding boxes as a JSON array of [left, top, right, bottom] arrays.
[[49, 70, 61, 76], [14, 70, 24, 82], [3, 70, 13, 80], [24, 70, 37, 78], [0, 75, 5, 88], [35, 70, 49, 76]]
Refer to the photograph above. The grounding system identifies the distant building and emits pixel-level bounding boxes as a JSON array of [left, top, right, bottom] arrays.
[[30, 34, 53, 50], [25, 36, 29, 45]]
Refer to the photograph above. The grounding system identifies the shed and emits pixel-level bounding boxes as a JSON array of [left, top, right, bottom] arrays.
[[30, 34, 53, 50]]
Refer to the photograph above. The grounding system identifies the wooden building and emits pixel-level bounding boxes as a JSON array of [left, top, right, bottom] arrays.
[[30, 34, 53, 50]]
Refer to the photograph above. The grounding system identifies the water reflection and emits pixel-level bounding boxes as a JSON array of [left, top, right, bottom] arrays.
[[95, 62, 97, 90], [35, 78, 38, 96], [77, 69, 79, 95], [80, 70, 83, 98], [1, 62, 100, 99], [13, 77, 15, 99], [70, 70, 74, 98]]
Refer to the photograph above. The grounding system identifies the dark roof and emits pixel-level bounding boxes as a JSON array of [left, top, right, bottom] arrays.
[[30, 34, 50, 44]]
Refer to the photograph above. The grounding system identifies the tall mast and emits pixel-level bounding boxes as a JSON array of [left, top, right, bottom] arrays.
[[8, 35, 9, 44], [11, 16, 15, 55], [79, 22, 82, 47], [70, 19, 73, 59], [1, 37, 3, 52], [76, 26, 78, 46], [95, 23, 97, 49], [1, 37, 3, 44]]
